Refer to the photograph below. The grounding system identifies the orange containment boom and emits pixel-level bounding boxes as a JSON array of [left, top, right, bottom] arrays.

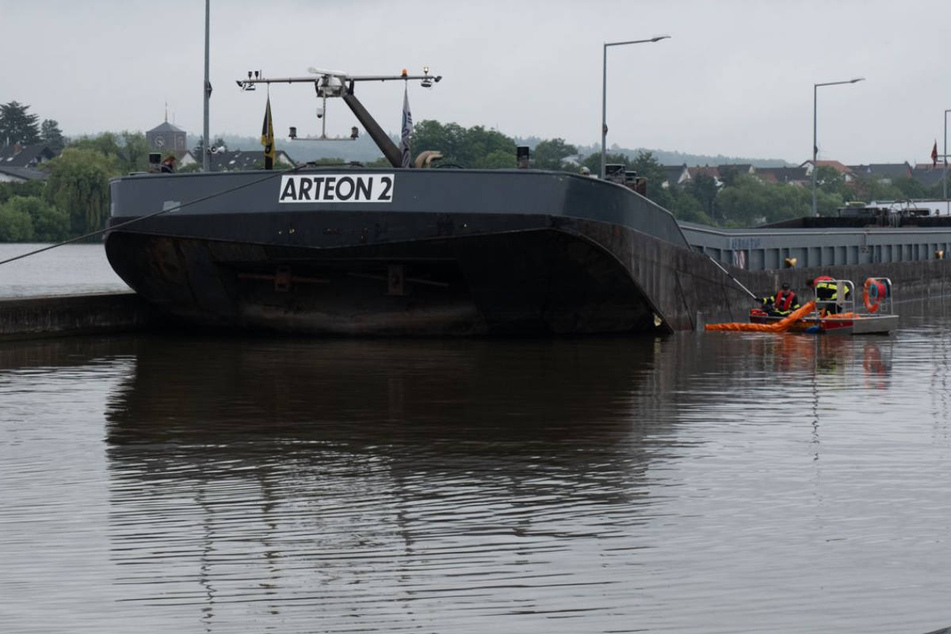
[[705, 301, 817, 332]]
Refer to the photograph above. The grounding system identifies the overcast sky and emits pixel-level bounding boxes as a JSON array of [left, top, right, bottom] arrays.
[[3, 0, 950, 165]]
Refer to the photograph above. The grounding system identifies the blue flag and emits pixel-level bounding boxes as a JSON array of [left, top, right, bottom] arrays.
[[400, 84, 412, 168]]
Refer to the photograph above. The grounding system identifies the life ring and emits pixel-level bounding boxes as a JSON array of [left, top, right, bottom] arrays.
[[863, 278, 886, 313]]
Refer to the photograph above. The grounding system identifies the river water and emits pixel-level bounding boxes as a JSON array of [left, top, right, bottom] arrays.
[[1, 245, 950, 633]]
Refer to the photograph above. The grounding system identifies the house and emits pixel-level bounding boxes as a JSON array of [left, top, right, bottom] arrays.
[[661, 164, 690, 189], [146, 120, 188, 153], [717, 164, 754, 176], [910, 165, 948, 189], [0, 143, 56, 168], [685, 165, 722, 187], [177, 148, 297, 171], [847, 162, 912, 185], [753, 166, 809, 185], [0, 165, 49, 183], [801, 160, 855, 182]]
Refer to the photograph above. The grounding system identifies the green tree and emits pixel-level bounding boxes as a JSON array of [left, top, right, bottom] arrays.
[[40, 119, 65, 152], [891, 177, 927, 200], [684, 174, 720, 222], [2, 195, 68, 242], [411, 120, 516, 168], [481, 149, 516, 169], [0, 101, 41, 146], [0, 180, 45, 205], [629, 151, 671, 201], [850, 177, 899, 202], [670, 190, 714, 225], [814, 188, 846, 217], [813, 165, 849, 197], [117, 131, 152, 173], [717, 165, 745, 188], [44, 147, 116, 235], [580, 152, 631, 175], [69, 131, 150, 174], [0, 199, 35, 241], [716, 174, 811, 226], [532, 138, 577, 171]]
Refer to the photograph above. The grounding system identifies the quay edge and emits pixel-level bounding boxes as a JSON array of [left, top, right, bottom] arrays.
[[0, 292, 162, 342]]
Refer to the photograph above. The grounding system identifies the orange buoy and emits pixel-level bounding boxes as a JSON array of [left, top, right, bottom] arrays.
[[863, 278, 886, 313]]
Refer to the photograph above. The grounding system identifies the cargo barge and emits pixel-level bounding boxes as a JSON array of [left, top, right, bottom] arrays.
[[104, 68, 951, 337], [106, 68, 717, 336]]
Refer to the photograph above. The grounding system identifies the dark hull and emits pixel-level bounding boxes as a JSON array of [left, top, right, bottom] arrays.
[[105, 168, 709, 336], [105, 212, 664, 336], [113, 165, 826, 336]]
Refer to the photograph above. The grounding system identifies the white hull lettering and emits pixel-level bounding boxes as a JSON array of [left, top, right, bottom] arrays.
[[279, 174, 396, 203]]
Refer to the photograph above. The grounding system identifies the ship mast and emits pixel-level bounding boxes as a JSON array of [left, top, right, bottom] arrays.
[[237, 68, 440, 168]]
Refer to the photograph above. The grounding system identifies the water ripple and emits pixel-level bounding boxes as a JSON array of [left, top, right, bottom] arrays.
[[1, 326, 951, 632]]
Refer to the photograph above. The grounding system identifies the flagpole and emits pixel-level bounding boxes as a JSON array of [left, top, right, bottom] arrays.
[[400, 78, 412, 168]]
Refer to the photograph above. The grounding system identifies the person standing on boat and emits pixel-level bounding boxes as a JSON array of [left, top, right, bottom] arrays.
[[808, 275, 850, 314], [160, 155, 176, 173], [761, 282, 800, 316]]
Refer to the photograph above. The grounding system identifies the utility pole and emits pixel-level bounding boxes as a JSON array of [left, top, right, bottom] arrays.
[[202, 0, 212, 172]]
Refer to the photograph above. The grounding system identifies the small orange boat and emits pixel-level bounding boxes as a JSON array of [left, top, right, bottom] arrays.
[[708, 278, 898, 335]]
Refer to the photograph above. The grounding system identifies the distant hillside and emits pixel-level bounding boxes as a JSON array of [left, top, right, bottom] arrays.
[[187, 132, 793, 168], [530, 139, 792, 168]]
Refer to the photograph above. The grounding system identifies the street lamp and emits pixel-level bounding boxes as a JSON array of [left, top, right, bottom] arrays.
[[811, 77, 864, 216], [601, 35, 670, 179], [944, 109, 950, 215], [202, 0, 211, 172]]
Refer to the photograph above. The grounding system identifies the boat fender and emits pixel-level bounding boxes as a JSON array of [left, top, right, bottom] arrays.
[[863, 278, 886, 313]]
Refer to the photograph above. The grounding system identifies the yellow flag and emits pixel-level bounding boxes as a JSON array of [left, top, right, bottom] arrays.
[[261, 96, 275, 169]]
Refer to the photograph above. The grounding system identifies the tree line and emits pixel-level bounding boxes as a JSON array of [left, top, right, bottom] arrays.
[[0, 101, 158, 241], [411, 121, 951, 225], [2, 100, 950, 242]]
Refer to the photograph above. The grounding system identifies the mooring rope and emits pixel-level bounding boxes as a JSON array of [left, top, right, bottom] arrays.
[[0, 162, 312, 268]]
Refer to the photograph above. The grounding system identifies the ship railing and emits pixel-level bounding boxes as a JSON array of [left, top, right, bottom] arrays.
[[814, 279, 855, 317], [813, 278, 894, 317]]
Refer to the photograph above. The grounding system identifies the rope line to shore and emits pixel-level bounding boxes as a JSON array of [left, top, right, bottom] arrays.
[[0, 163, 313, 269]]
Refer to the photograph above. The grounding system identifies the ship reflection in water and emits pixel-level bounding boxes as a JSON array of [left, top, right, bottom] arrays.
[[5, 322, 951, 633], [104, 335, 668, 633]]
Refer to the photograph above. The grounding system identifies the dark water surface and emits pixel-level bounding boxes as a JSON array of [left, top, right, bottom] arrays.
[[2, 247, 951, 633]]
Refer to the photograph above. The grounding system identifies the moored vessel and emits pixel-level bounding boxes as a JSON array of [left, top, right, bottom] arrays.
[[105, 67, 706, 336]]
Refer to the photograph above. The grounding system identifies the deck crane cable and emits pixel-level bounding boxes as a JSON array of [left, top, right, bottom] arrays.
[[0, 162, 313, 269]]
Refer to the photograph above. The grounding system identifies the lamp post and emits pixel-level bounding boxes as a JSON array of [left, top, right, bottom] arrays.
[[601, 35, 670, 180], [944, 109, 950, 215], [811, 77, 864, 216], [202, 0, 212, 172]]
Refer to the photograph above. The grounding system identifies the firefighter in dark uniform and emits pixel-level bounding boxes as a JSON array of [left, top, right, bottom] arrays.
[[808, 276, 851, 314], [761, 282, 801, 316]]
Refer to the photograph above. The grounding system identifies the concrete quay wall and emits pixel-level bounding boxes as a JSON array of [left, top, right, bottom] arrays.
[[0, 292, 162, 342], [2, 230, 948, 340], [576, 219, 951, 332]]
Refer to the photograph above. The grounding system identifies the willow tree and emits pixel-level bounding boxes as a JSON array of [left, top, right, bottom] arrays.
[[44, 148, 117, 235]]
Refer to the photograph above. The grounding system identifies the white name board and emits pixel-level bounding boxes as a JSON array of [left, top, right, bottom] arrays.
[[278, 174, 395, 203]]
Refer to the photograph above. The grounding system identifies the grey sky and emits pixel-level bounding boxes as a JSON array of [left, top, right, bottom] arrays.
[[3, 0, 949, 165]]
